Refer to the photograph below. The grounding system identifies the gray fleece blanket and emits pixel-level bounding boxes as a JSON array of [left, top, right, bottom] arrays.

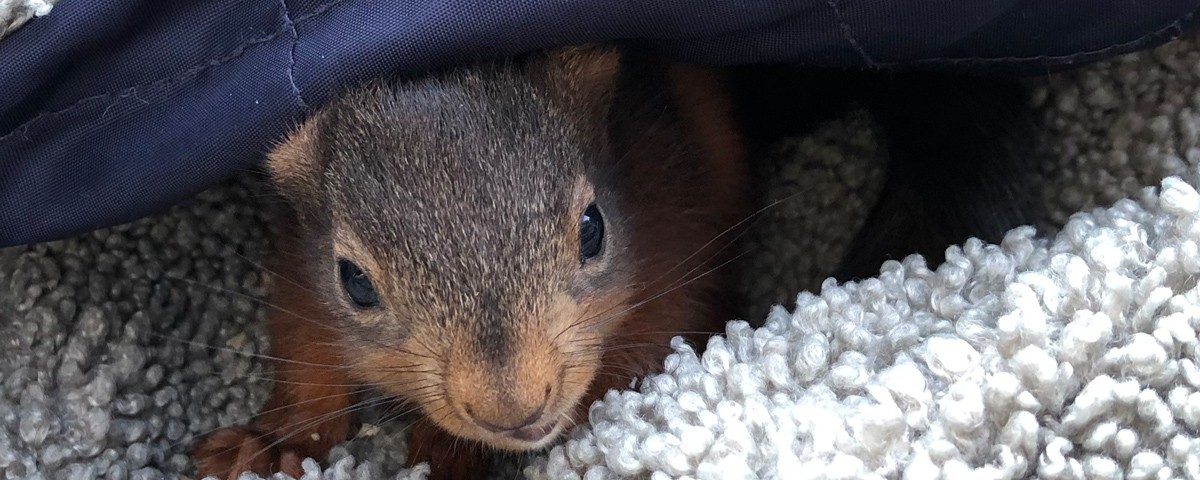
[[3, 29, 1200, 480]]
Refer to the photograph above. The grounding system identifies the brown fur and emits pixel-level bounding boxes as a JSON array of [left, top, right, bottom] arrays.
[[192, 45, 748, 480]]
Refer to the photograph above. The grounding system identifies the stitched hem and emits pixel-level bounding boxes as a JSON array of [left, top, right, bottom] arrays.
[[0, 0, 350, 143], [279, 0, 309, 110], [888, 5, 1198, 68], [2, 1, 1195, 144], [826, 0, 876, 68]]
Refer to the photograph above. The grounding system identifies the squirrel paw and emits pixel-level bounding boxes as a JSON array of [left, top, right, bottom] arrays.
[[192, 427, 305, 480]]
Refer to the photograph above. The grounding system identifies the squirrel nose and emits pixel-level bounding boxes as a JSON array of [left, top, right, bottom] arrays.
[[441, 336, 567, 444], [462, 383, 555, 440]]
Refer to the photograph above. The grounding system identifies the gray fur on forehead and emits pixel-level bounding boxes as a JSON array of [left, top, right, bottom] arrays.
[[314, 63, 593, 292]]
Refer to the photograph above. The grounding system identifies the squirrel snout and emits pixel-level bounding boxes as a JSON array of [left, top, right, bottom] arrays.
[[444, 353, 565, 445], [463, 383, 550, 432]]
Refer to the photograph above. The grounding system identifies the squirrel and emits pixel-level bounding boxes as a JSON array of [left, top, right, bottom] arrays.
[[191, 43, 1042, 479], [191, 45, 751, 480]]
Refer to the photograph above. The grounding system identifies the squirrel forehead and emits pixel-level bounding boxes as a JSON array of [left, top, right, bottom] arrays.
[[319, 70, 595, 201], [309, 74, 602, 270]]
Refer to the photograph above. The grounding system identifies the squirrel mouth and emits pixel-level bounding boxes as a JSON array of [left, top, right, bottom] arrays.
[[509, 419, 560, 444]]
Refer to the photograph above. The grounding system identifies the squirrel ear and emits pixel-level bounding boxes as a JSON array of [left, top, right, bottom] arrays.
[[266, 112, 326, 218], [534, 45, 623, 119]]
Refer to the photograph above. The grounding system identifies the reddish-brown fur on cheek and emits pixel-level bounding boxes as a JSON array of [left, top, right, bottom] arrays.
[[576, 61, 749, 406]]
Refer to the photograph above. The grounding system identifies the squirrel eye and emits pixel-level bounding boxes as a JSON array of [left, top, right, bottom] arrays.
[[579, 203, 605, 261], [338, 259, 380, 309]]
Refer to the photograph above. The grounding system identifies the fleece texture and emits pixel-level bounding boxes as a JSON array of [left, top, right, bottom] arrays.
[[0, 0, 54, 38], [529, 177, 1200, 479], [3, 32, 1200, 480]]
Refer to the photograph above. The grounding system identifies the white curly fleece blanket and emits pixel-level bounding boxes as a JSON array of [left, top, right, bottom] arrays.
[[530, 176, 1200, 479], [4, 19, 1200, 480]]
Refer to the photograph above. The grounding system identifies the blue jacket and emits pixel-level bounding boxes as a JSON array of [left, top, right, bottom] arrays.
[[2, 0, 1197, 246]]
